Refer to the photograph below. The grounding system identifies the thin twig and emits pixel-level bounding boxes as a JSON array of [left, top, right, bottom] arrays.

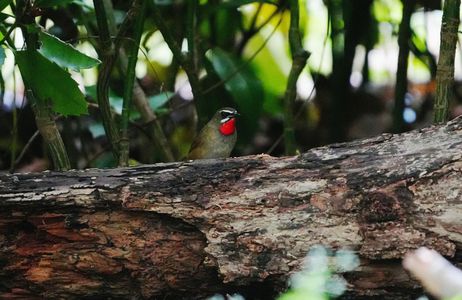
[[267, 4, 330, 155], [433, 0, 460, 123], [119, 0, 147, 166], [186, 0, 198, 72], [282, 0, 310, 155], [237, 4, 283, 55], [13, 130, 39, 168], [0, 23, 17, 48], [93, 0, 121, 159], [152, 2, 203, 105]]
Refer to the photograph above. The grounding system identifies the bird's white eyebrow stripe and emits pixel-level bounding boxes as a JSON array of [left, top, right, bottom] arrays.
[[220, 109, 235, 114]]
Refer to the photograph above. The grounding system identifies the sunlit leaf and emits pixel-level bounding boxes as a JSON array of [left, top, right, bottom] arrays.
[[39, 31, 100, 71], [245, 32, 286, 115], [0, 0, 11, 11], [15, 50, 88, 116], [372, 0, 402, 23]]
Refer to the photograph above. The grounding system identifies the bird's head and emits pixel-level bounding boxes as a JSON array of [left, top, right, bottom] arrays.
[[216, 107, 239, 136]]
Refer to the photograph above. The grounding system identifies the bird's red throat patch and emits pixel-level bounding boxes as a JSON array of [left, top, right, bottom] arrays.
[[219, 118, 236, 136]]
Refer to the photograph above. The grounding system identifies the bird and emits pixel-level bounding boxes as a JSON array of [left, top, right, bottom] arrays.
[[186, 107, 239, 160]]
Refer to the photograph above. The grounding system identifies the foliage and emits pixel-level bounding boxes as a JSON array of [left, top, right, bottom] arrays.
[[15, 50, 89, 116], [206, 246, 359, 300], [0, 0, 451, 171], [277, 246, 359, 300], [38, 31, 100, 71]]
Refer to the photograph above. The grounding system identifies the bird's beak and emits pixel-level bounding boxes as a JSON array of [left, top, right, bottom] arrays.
[[233, 112, 240, 117]]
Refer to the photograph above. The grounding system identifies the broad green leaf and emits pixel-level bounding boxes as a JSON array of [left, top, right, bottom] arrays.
[[0, 0, 11, 11], [205, 47, 264, 142], [39, 31, 100, 71], [15, 50, 88, 116], [246, 32, 286, 115], [372, 0, 402, 23], [35, 0, 75, 8]]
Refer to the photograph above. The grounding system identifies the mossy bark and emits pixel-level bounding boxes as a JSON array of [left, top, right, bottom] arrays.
[[283, 0, 310, 155], [3, 118, 462, 298], [433, 0, 461, 123]]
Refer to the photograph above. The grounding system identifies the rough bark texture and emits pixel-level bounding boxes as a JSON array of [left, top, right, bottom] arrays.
[[3, 118, 462, 299], [433, 0, 460, 123]]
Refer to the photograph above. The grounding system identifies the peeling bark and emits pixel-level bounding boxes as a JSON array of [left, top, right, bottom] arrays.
[[3, 118, 462, 299]]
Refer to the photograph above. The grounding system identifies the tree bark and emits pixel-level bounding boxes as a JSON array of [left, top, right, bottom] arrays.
[[3, 118, 462, 299], [433, 0, 460, 123]]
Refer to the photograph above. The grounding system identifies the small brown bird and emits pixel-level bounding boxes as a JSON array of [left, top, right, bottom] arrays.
[[186, 107, 239, 160]]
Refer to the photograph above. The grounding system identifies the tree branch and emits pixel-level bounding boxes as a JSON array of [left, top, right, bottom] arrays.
[[15, 0, 70, 171], [393, 0, 415, 133], [119, 0, 147, 167], [3, 118, 462, 298], [93, 0, 121, 160], [433, 0, 460, 123], [283, 0, 310, 155], [152, 2, 203, 105]]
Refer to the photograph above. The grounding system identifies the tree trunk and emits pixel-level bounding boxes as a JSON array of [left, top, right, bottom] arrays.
[[393, 0, 415, 133], [3, 118, 462, 299], [433, 0, 460, 123]]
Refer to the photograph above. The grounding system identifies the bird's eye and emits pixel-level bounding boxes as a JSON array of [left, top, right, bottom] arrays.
[[221, 111, 231, 119]]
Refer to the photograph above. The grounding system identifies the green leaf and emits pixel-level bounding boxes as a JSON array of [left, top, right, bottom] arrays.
[[15, 50, 88, 116], [205, 47, 264, 142], [0, 0, 11, 11], [39, 31, 100, 71], [246, 32, 286, 115]]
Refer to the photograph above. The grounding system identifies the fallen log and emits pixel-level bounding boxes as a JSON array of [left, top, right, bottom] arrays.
[[2, 117, 462, 299]]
